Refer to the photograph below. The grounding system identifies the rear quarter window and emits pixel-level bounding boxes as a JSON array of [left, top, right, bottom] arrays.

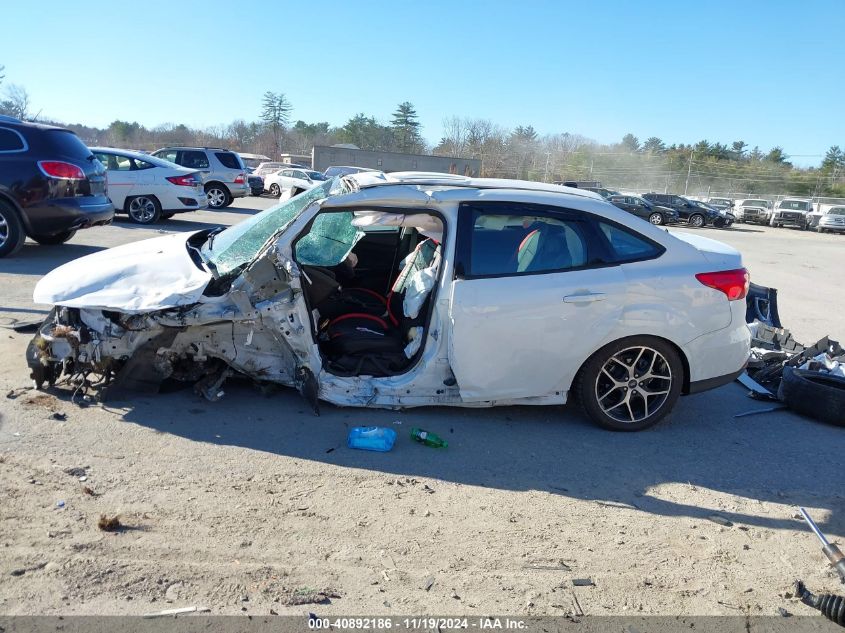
[[597, 222, 664, 263], [215, 152, 242, 169], [0, 127, 26, 152]]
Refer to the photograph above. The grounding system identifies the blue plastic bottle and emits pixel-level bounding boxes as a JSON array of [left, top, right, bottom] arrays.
[[347, 426, 397, 452]]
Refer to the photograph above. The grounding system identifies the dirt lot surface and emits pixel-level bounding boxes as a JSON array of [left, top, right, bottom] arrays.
[[1, 200, 844, 617]]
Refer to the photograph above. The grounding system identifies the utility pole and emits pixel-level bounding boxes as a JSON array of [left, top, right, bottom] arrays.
[[543, 152, 551, 183], [589, 159, 594, 179], [684, 150, 694, 196]]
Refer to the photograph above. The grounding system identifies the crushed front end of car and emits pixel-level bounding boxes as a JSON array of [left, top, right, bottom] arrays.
[[24, 267, 308, 403]]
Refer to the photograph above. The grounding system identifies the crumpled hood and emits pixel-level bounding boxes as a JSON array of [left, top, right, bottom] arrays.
[[33, 232, 212, 313], [671, 231, 743, 269]]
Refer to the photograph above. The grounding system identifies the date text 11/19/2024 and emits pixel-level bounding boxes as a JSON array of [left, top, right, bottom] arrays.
[[308, 617, 527, 630]]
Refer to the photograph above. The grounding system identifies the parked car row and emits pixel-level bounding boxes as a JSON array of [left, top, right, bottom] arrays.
[[710, 197, 844, 233], [641, 193, 734, 228]]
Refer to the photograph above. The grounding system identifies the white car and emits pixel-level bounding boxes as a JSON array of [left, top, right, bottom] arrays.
[[26, 172, 751, 431], [770, 198, 813, 229], [254, 162, 305, 176], [735, 199, 772, 225], [91, 148, 207, 224], [817, 206, 845, 233], [263, 167, 329, 197]]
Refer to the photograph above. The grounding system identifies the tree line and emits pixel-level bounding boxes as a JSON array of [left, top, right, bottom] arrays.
[[2, 66, 843, 198]]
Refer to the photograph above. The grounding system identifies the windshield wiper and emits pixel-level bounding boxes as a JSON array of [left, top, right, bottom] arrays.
[[205, 226, 225, 251]]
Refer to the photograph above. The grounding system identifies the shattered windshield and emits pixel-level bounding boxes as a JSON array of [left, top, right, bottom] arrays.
[[200, 178, 339, 276]]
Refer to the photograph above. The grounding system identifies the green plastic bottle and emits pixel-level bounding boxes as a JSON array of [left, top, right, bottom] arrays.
[[410, 427, 448, 448]]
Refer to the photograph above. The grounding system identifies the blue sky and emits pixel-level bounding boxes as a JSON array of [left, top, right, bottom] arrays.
[[3, 0, 843, 166]]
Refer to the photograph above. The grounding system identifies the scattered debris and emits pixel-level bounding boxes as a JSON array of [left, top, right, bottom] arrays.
[[734, 405, 787, 418], [56, 500, 65, 509], [410, 427, 448, 448], [777, 607, 791, 618], [347, 427, 396, 452], [282, 587, 341, 606], [707, 514, 734, 527], [143, 606, 210, 618], [423, 576, 435, 591], [50, 412, 67, 421], [82, 486, 98, 497], [98, 514, 122, 532], [64, 467, 87, 477], [572, 578, 594, 587], [10, 562, 47, 577], [6, 387, 32, 400], [165, 582, 184, 602], [523, 561, 572, 571]]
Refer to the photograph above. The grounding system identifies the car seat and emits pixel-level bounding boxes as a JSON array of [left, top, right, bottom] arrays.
[[321, 238, 441, 375]]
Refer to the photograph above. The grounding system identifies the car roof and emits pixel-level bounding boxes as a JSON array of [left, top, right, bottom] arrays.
[[346, 171, 605, 200], [154, 146, 229, 152], [90, 146, 188, 169], [0, 117, 71, 133]]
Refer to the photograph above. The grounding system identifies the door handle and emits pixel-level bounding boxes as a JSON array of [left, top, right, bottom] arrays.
[[563, 292, 606, 304]]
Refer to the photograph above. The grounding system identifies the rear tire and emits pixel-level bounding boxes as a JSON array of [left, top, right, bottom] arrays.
[[268, 183, 281, 197], [32, 230, 77, 245], [126, 195, 161, 224], [688, 213, 705, 228], [0, 201, 26, 257], [576, 336, 683, 431], [205, 184, 231, 209]]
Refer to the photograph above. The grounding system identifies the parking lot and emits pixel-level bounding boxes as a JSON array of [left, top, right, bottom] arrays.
[[1, 197, 844, 616]]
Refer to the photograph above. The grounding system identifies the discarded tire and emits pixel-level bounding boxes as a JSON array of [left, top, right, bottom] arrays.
[[779, 366, 845, 427]]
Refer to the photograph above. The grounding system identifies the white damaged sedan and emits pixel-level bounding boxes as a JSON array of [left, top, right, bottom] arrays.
[[27, 173, 751, 430]]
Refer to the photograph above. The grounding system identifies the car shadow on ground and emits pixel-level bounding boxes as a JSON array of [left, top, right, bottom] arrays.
[[101, 379, 845, 536], [0, 243, 106, 276]]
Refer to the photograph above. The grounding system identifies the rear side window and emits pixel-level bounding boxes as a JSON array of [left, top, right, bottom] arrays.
[[0, 127, 26, 152], [598, 222, 663, 263], [155, 149, 178, 163], [468, 210, 589, 276], [43, 130, 92, 159], [181, 150, 209, 169], [215, 152, 241, 169]]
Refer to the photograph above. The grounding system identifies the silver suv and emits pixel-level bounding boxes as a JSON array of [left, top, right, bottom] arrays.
[[152, 147, 248, 208]]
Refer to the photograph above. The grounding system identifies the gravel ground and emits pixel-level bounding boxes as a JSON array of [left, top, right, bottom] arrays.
[[0, 199, 843, 617]]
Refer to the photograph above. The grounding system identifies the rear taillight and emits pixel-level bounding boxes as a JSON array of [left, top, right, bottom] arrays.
[[695, 268, 750, 301], [38, 160, 85, 180], [234, 173, 245, 184], [166, 174, 199, 187]]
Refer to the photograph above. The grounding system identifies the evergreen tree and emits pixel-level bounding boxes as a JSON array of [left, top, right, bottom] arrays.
[[390, 101, 423, 153]]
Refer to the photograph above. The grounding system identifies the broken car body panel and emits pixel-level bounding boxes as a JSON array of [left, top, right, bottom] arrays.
[[27, 173, 751, 415], [33, 232, 212, 313]]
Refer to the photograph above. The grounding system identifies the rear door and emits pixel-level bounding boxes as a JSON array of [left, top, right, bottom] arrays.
[[447, 202, 628, 402], [94, 152, 135, 209]]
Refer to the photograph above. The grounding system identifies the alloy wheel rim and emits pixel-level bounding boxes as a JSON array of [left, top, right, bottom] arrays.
[[208, 189, 225, 207], [595, 346, 673, 424], [0, 214, 8, 247], [270, 184, 280, 196], [129, 197, 156, 222], [649, 213, 662, 224], [691, 215, 703, 227]]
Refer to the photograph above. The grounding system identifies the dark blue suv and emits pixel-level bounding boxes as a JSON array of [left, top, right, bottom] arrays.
[[0, 116, 114, 257]]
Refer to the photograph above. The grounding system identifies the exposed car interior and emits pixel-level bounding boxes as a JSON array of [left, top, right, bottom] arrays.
[[294, 210, 444, 377]]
